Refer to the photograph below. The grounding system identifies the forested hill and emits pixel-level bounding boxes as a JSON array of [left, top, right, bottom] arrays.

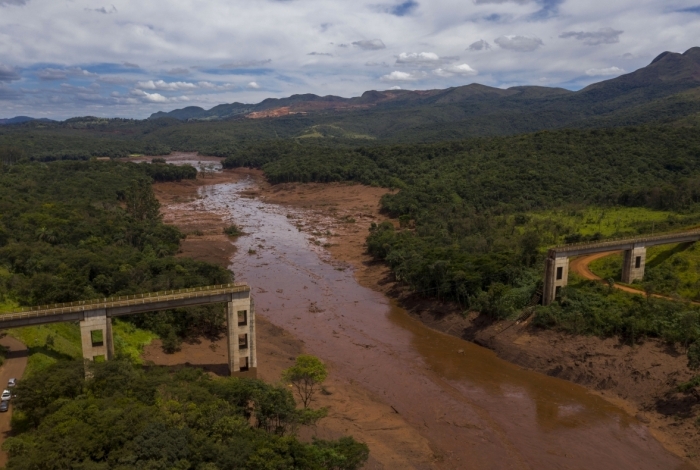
[[145, 47, 700, 141]]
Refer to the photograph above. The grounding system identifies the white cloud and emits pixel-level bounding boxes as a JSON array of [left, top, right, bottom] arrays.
[[135, 80, 198, 91], [130, 89, 168, 102], [37, 67, 97, 80], [494, 35, 543, 52], [560, 27, 623, 46], [352, 39, 386, 50], [434, 63, 477, 77], [196, 81, 235, 90], [389, 85, 402, 90], [248, 81, 261, 89], [381, 70, 421, 81], [585, 66, 625, 76], [129, 89, 190, 103]]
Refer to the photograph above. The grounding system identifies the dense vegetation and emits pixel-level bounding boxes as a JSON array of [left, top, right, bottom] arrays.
[[535, 280, 700, 347], [3, 360, 368, 469], [0, 159, 222, 349]]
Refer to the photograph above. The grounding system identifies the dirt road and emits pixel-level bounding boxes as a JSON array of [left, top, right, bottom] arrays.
[[569, 251, 695, 300], [0, 335, 28, 467]]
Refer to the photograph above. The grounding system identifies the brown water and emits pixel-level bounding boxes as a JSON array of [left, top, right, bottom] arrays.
[[182, 177, 690, 469]]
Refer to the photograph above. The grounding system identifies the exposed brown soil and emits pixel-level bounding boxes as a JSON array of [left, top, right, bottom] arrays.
[[0, 335, 28, 467], [153, 169, 247, 267], [149, 170, 437, 470], [256, 181, 700, 466]]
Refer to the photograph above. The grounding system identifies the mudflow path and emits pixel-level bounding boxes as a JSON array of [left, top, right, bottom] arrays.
[[164, 173, 693, 470]]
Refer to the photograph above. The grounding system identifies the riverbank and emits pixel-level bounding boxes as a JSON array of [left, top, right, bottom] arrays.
[[256, 178, 700, 465]]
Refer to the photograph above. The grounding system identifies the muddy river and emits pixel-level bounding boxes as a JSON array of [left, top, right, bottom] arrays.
[[174, 175, 690, 469]]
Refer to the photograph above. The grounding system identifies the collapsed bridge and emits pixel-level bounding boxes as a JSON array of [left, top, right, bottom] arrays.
[[544, 230, 700, 305], [0, 284, 257, 376]]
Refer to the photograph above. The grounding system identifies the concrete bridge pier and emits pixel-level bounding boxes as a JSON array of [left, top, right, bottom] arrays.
[[226, 291, 257, 378], [544, 251, 570, 305], [622, 245, 647, 284], [80, 309, 114, 362]]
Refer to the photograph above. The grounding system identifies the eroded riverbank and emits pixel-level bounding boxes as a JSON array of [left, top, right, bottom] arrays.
[[149, 161, 694, 469]]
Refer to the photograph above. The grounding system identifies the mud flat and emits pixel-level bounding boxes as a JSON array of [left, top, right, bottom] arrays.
[[148, 156, 695, 469]]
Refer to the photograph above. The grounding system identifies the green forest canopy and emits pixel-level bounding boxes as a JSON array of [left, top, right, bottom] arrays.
[[3, 360, 368, 470]]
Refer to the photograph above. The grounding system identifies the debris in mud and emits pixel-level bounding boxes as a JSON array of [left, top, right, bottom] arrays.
[[309, 302, 325, 313]]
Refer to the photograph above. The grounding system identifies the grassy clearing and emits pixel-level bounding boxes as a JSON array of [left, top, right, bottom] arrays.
[[112, 320, 158, 363], [7, 319, 157, 377], [9, 323, 83, 376], [0, 298, 19, 314], [522, 206, 681, 244]]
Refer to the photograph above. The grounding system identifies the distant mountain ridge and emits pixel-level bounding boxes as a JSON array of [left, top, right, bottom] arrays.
[[0, 116, 55, 125], [146, 47, 700, 140]]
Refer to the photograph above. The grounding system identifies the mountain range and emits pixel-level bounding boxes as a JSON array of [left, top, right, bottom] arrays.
[[149, 47, 700, 141], [0, 116, 55, 126]]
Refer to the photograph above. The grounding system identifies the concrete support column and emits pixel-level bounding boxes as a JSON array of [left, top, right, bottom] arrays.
[[80, 309, 113, 362], [622, 245, 647, 284], [226, 291, 257, 378], [543, 250, 569, 305]]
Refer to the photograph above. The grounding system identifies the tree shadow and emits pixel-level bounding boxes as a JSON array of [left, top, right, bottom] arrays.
[[646, 242, 693, 269], [143, 360, 230, 377], [654, 391, 699, 419], [27, 345, 75, 362]]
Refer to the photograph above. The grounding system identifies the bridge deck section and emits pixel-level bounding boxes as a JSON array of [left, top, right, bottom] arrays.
[[0, 284, 250, 329], [550, 230, 700, 258]]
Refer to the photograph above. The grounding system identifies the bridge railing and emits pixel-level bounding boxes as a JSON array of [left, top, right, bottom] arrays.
[[0, 283, 249, 320], [551, 229, 700, 253]]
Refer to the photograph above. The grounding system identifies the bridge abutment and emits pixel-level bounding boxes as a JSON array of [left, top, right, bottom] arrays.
[[621, 245, 647, 284], [544, 251, 569, 305], [80, 309, 113, 362], [226, 291, 257, 378]]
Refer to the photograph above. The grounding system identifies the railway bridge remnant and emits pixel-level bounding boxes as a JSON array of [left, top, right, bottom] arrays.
[[0, 284, 257, 377], [543, 230, 700, 305]]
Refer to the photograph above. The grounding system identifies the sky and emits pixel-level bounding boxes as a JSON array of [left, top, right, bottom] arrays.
[[0, 0, 699, 120]]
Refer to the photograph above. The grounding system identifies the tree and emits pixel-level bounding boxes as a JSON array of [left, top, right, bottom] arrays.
[[281, 355, 328, 408], [125, 179, 161, 222]]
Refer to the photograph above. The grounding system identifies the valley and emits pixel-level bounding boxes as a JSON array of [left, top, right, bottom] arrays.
[[2, 43, 700, 469]]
